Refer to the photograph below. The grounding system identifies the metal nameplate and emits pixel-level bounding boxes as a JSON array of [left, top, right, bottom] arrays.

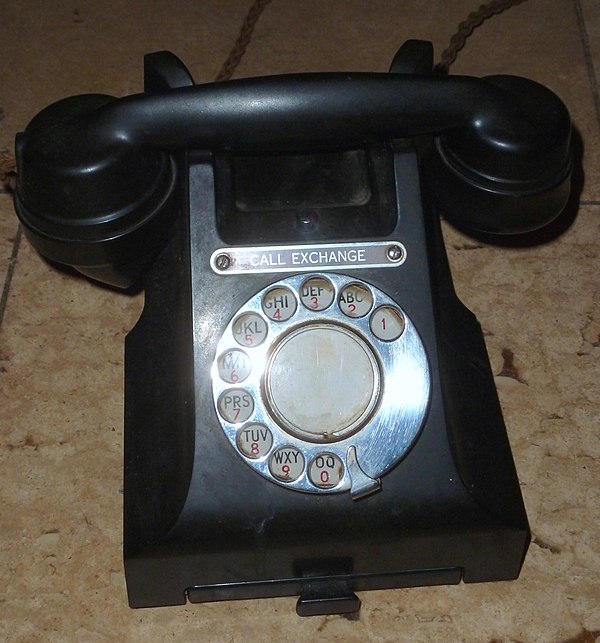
[[210, 241, 406, 275]]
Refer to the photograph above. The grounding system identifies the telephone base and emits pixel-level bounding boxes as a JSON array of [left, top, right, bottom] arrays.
[[123, 148, 530, 614]]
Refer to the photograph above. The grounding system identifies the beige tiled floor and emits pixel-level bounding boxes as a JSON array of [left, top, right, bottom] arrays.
[[1, 1, 599, 641]]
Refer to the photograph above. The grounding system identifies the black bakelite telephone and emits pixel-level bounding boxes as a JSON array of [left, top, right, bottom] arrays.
[[14, 41, 572, 615]]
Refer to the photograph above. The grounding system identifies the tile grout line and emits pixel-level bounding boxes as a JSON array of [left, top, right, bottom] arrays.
[[575, 0, 600, 133], [0, 224, 23, 330]]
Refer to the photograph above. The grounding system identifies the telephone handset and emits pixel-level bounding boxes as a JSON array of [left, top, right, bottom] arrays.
[[15, 43, 571, 288], [14, 41, 573, 614]]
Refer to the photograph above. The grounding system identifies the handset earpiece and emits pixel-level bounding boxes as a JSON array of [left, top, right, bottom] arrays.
[[14, 93, 178, 288], [13, 52, 193, 289], [424, 74, 573, 235], [14, 46, 572, 288]]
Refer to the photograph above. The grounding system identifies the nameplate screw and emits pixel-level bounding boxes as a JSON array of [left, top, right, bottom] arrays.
[[386, 244, 405, 262], [215, 253, 232, 271]]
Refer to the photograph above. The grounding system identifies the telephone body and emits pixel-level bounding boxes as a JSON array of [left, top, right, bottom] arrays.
[[14, 42, 572, 615]]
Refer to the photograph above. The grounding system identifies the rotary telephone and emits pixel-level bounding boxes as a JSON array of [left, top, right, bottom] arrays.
[[14, 41, 572, 615]]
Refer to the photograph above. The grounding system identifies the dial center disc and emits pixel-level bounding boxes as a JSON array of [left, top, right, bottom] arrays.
[[264, 323, 380, 442]]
